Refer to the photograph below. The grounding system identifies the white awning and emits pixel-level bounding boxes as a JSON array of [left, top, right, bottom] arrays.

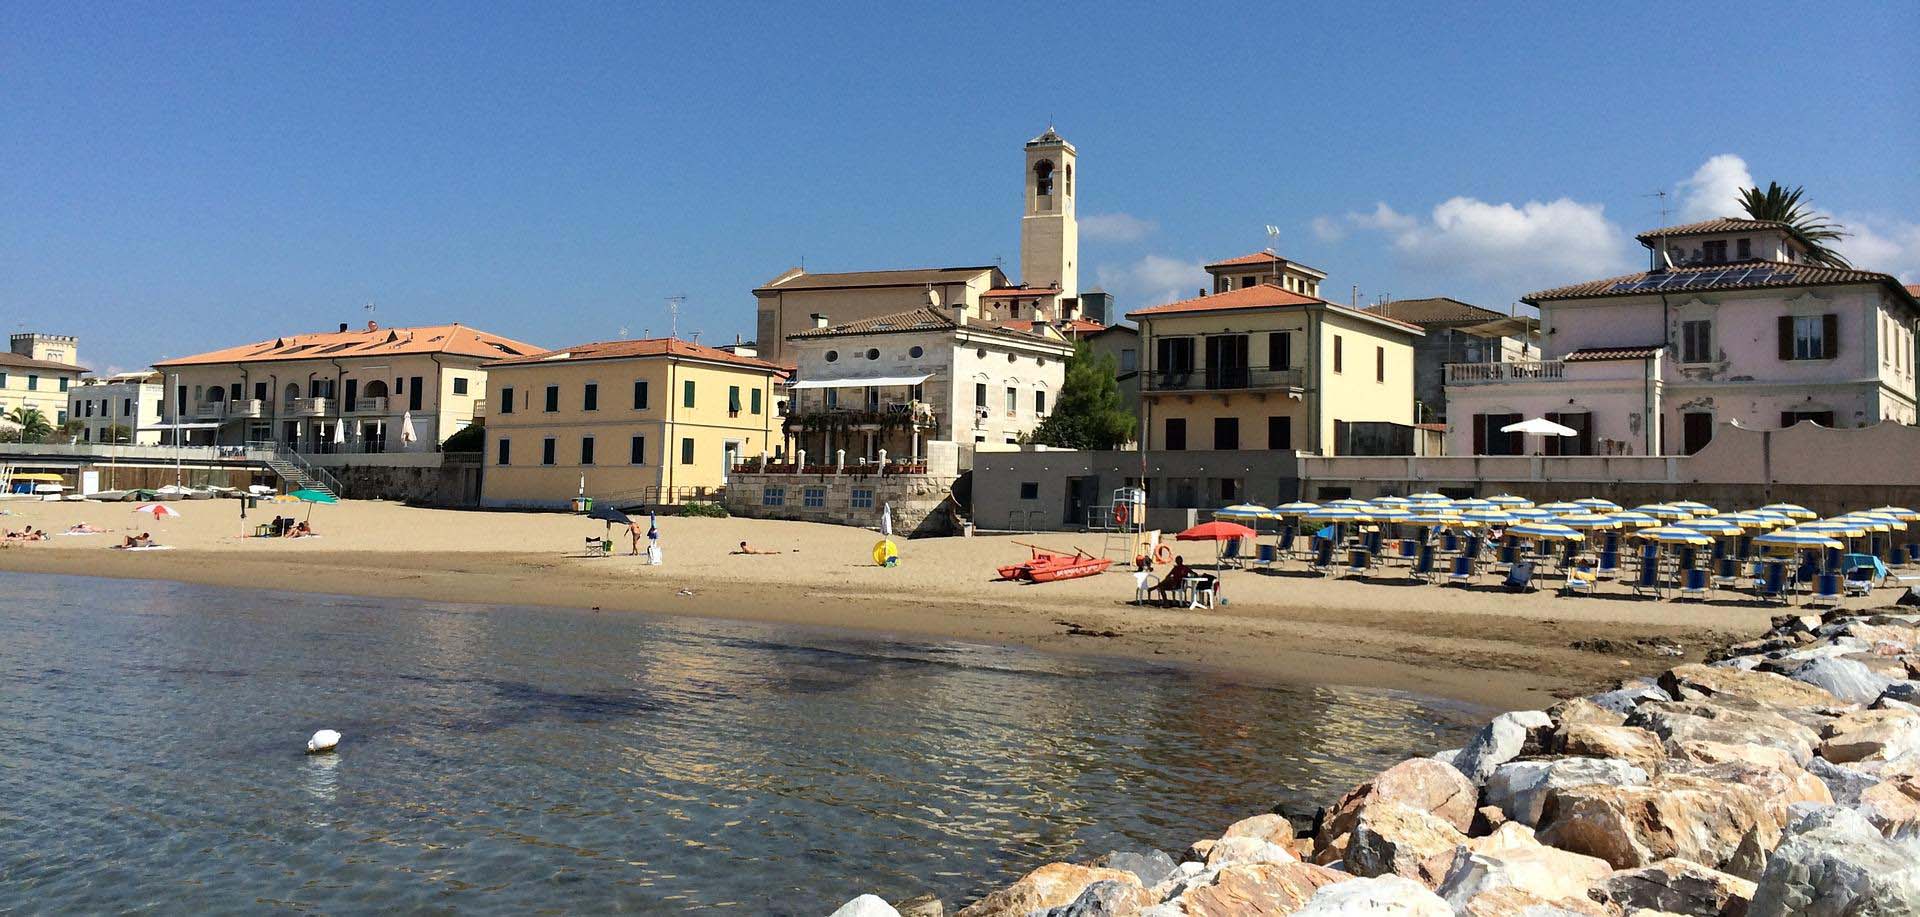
[[164, 422, 227, 430], [788, 374, 931, 390]]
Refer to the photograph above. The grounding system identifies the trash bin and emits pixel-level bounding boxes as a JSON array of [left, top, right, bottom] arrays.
[[571, 496, 593, 513]]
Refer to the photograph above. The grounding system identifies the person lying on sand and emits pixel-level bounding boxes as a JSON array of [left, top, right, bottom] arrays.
[[731, 541, 782, 555], [120, 532, 154, 548], [288, 521, 314, 538], [67, 523, 105, 534], [8, 528, 50, 542]]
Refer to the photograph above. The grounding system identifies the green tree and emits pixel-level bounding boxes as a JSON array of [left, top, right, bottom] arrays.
[[102, 424, 134, 444], [1737, 182, 1851, 268], [4, 407, 54, 443], [1030, 342, 1136, 449], [50, 419, 85, 445]]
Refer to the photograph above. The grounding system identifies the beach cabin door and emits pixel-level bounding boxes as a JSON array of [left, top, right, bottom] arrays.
[[722, 440, 740, 484]]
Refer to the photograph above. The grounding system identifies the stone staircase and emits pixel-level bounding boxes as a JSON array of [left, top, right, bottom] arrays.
[[247, 441, 342, 498]]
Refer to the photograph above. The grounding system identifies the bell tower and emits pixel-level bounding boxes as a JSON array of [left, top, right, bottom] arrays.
[[1020, 127, 1078, 300]]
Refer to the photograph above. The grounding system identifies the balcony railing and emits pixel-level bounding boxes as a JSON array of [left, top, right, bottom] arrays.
[[784, 402, 937, 431], [1142, 365, 1305, 393], [228, 398, 264, 418], [349, 396, 389, 415], [471, 399, 488, 417], [285, 397, 329, 417], [1445, 360, 1567, 385], [193, 401, 228, 420]]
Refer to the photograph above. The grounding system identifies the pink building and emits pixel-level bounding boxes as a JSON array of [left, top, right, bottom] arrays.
[[1446, 218, 1919, 456]]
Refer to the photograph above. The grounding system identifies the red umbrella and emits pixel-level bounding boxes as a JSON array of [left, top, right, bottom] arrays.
[[1176, 521, 1256, 541]]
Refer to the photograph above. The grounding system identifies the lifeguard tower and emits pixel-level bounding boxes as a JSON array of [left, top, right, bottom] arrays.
[[1100, 486, 1162, 565]]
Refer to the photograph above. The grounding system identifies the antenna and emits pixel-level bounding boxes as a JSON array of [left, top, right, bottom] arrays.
[[364, 302, 376, 323], [1643, 190, 1671, 224], [617, 325, 630, 339], [1264, 224, 1280, 253], [665, 295, 687, 340]]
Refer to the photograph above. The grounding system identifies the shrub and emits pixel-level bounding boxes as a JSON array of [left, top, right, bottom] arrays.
[[678, 500, 729, 518]]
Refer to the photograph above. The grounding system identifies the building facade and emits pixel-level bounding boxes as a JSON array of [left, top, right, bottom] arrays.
[[1363, 297, 1534, 423], [1203, 251, 1326, 299], [67, 372, 165, 444], [1, 333, 86, 425], [1128, 262, 1423, 457], [1445, 218, 1920, 456], [780, 306, 1072, 463], [481, 338, 785, 508], [152, 321, 542, 452]]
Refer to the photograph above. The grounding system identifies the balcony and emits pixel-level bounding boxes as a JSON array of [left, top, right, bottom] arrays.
[[193, 401, 227, 420], [286, 397, 329, 417], [348, 396, 389, 415], [471, 399, 487, 417], [1142, 365, 1305, 394], [785, 401, 938, 433], [1446, 360, 1568, 385], [228, 398, 264, 419]]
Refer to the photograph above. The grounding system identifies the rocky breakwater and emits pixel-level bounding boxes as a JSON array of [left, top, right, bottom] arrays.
[[826, 607, 1920, 916]]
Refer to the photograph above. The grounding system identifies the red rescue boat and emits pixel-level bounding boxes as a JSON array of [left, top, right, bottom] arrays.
[[997, 544, 1113, 583]]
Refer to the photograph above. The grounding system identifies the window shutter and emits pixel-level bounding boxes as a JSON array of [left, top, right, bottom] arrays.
[[1543, 412, 1561, 456], [1472, 415, 1487, 454], [1777, 316, 1794, 360], [1822, 314, 1839, 359]]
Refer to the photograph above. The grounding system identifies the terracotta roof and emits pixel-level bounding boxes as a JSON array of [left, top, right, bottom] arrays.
[[1363, 297, 1506, 326], [152, 323, 544, 368], [982, 286, 1060, 298], [1524, 260, 1913, 305], [1907, 284, 1920, 298], [487, 337, 783, 372], [0, 351, 87, 373], [754, 266, 1002, 293], [1204, 251, 1327, 276], [786, 306, 1065, 346], [998, 317, 1106, 335], [1564, 345, 1664, 362], [1633, 218, 1791, 243], [1128, 284, 1422, 335]]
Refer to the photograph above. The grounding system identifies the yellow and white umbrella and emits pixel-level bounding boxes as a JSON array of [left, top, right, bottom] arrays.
[[1537, 501, 1583, 514], [1760, 503, 1818, 520], [1676, 517, 1742, 537], [1669, 500, 1717, 516], [1632, 526, 1714, 546], [1753, 528, 1845, 552], [1634, 503, 1692, 520], [1554, 512, 1624, 530], [1607, 511, 1661, 528], [1268, 501, 1320, 518], [1486, 494, 1533, 508], [1509, 521, 1584, 542], [1866, 506, 1919, 522], [1574, 497, 1622, 512]]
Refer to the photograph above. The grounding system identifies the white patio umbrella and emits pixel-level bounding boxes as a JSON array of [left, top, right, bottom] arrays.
[[880, 501, 893, 538], [331, 420, 346, 447], [1501, 417, 1577, 455], [400, 411, 418, 446]]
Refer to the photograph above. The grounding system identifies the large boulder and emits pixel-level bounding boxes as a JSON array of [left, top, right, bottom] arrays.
[[1219, 813, 1295, 846], [1627, 701, 1820, 765], [1454, 711, 1553, 785], [1457, 887, 1613, 916], [1435, 838, 1613, 911], [1093, 849, 1178, 888], [1548, 696, 1627, 729], [828, 895, 903, 917], [1670, 739, 1802, 773], [1484, 757, 1649, 826], [1293, 875, 1451, 916], [1345, 802, 1470, 888], [1856, 773, 1920, 837], [1592, 858, 1757, 916], [1762, 657, 1895, 706], [1663, 759, 1834, 823], [1588, 682, 1668, 716], [1819, 707, 1920, 764], [1554, 723, 1666, 770], [1156, 862, 1350, 916], [1535, 774, 1782, 876], [955, 863, 1142, 917], [1806, 756, 1879, 807], [1748, 805, 1920, 916], [1314, 758, 1476, 861], [1038, 879, 1157, 917], [1202, 836, 1297, 869], [1658, 663, 1842, 709]]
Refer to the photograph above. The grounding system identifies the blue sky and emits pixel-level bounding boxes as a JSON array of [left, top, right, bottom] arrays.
[[5, 2, 1916, 373]]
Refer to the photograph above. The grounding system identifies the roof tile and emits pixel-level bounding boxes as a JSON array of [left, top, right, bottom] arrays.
[[1633, 218, 1790, 242], [1524, 260, 1911, 304], [1564, 345, 1664, 362], [154, 323, 544, 367], [488, 337, 783, 372], [1363, 297, 1506, 325]]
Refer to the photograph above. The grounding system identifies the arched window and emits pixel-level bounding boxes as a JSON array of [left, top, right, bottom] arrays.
[[1033, 159, 1054, 197], [1064, 164, 1072, 196]]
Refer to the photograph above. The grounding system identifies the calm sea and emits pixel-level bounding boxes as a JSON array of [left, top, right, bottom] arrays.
[[0, 573, 1476, 914]]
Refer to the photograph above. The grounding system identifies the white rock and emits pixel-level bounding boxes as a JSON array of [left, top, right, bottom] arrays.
[[1454, 711, 1552, 785], [1295, 874, 1451, 915], [1749, 804, 1920, 916], [306, 729, 341, 754], [1436, 844, 1613, 911], [827, 894, 901, 917], [1485, 757, 1649, 826]]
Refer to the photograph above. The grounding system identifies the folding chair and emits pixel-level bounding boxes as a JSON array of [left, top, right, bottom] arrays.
[[1757, 561, 1790, 605], [1132, 570, 1154, 605], [1220, 538, 1244, 569], [1502, 560, 1537, 593], [1255, 542, 1278, 567], [1559, 540, 1580, 571], [1561, 562, 1597, 596], [1446, 555, 1475, 586], [1396, 538, 1419, 566], [1812, 572, 1843, 608], [1844, 564, 1875, 597], [1678, 568, 1709, 601], [1712, 557, 1741, 590], [1343, 548, 1372, 577], [1188, 575, 1217, 609], [1495, 543, 1520, 573], [1411, 545, 1436, 582], [1308, 539, 1335, 575], [1596, 549, 1621, 580], [1441, 532, 1460, 554], [1630, 559, 1662, 599]]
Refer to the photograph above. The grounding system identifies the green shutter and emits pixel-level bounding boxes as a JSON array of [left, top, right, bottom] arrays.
[[728, 386, 741, 413], [750, 388, 762, 414], [683, 379, 695, 408]]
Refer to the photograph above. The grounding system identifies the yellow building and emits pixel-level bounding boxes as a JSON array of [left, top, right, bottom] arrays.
[[151, 321, 542, 451], [481, 338, 786, 508], [1128, 261, 1422, 455], [1, 333, 87, 425]]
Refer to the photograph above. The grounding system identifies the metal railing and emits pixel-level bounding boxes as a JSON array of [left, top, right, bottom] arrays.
[[285, 397, 330, 417], [1445, 360, 1567, 384], [245, 440, 344, 495], [349, 396, 389, 414], [1142, 365, 1305, 393]]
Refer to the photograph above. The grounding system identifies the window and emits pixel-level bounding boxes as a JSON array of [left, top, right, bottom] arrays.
[[1165, 417, 1187, 451], [1213, 417, 1239, 450], [1332, 336, 1344, 374], [1218, 478, 1241, 503], [1473, 413, 1523, 455], [974, 383, 987, 408], [496, 436, 512, 465], [580, 436, 595, 465], [1154, 337, 1195, 382], [1375, 346, 1385, 383], [825, 350, 839, 362], [680, 437, 694, 464], [824, 388, 839, 409], [1240, 275, 1256, 289], [1780, 314, 1837, 361], [1018, 482, 1039, 500], [864, 386, 880, 411], [683, 380, 696, 408], [1681, 320, 1712, 363], [27, 374, 38, 391], [750, 388, 762, 414], [1033, 159, 1054, 196], [727, 385, 741, 416], [1268, 416, 1292, 450], [909, 346, 924, 358], [1005, 386, 1017, 414], [763, 486, 786, 507], [851, 487, 874, 509], [633, 380, 649, 410], [1680, 413, 1712, 455], [544, 385, 559, 412], [1736, 238, 1752, 259], [452, 377, 469, 395], [1269, 332, 1291, 370], [803, 487, 826, 508], [630, 435, 645, 464], [583, 383, 598, 411], [1781, 410, 1835, 428], [1544, 412, 1594, 456], [541, 438, 556, 465], [1119, 348, 1137, 372], [254, 382, 267, 402], [865, 348, 879, 361], [123, 398, 133, 416], [1702, 240, 1728, 264], [59, 377, 69, 392], [409, 375, 424, 411], [1034, 391, 1047, 415], [500, 386, 515, 414]]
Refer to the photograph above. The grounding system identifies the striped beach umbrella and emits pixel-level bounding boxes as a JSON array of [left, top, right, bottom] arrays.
[[1607, 511, 1661, 528], [1536, 501, 1583, 514], [1326, 498, 1374, 508], [1486, 494, 1533, 508], [1845, 511, 1909, 529], [1269, 501, 1320, 517], [1506, 508, 1556, 520], [1711, 512, 1777, 530], [1800, 520, 1869, 538], [1760, 503, 1817, 520], [1406, 512, 1469, 527], [1753, 529, 1844, 552], [1574, 498, 1622, 512], [1407, 492, 1449, 503], [1370, 496, 1412, 506], [1452, 498, 1495, 510], [1669, 500, 1717, 516], [1306, 505, 1373, 522], [1634, 503, 1691, 520], [1632, 526, 1714, 546], [1509, 521, 1584, 542], [1831, 515, 1893, 533], [1368, 506, 1413, 521], [1866, 506, 1919, 522], [1212, 504, 1271, 521], [1554, 512, 1624, 530], [1459, 509, 1515, 524], [1676, 517, 1742, 537]]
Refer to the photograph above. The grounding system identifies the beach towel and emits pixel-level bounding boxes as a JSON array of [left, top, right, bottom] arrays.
[[111, 544, 174, 551]]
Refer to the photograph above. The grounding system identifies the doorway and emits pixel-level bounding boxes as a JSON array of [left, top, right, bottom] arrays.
[[1065, 475, 1100, 527], [1681, 412, 1713, 455]]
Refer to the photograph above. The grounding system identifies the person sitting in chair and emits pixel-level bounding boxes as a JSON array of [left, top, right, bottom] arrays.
[[1151, 556, 1195, 605]]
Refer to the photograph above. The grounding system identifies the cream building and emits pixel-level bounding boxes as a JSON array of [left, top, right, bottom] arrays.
[[481, 338, 785, 508], [1128, 258, 1423, 455], [151, 321, 542, 451], [1, 333, 87, 424], [67, 371, 165, 444], [753, 128, 1095, 364], [780, 306, 1072, 463]]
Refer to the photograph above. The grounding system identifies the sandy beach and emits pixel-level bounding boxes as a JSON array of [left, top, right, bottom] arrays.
[[0, 498, 1847, 710]]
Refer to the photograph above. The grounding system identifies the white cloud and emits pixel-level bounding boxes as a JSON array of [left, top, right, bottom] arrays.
[[1320, 196, 1634, 296], [1095, 254, 1208, 307], [1310, 215, 1347, 242], [1079, 212, 1156, 243], [1676, 153, 1754, 222], [1840, 216, 1920, 281]]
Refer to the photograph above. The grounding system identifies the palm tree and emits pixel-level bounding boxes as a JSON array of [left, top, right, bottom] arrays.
[[1736, 182, 1851, 268], [4, 407, 54, 443]]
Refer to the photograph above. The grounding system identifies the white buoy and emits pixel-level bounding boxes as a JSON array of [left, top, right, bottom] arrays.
[[306, 729, 341, 754]]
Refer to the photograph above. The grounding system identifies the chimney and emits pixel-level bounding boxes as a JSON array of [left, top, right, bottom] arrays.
[[810, 313, 829, 329], [952, 304, 969, 327], [338, 322, 349, 333]]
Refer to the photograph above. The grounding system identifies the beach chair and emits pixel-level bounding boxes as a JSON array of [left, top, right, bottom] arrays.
[[1734, 534, 1753, 561], [1596, 549, 1621, 580], [1495, 543, 1520, 573], [1812, 573, 1843, 608], [1677, 547, 1697, 572], [1255, 542, 1278, 567], [1188, 575, 1217, 609], [1502, 560, 1537, 593], [1446, 555, 1475, 586], [1342, 547, 1371, 577], [1712, 557, 1742, 590], [1220, 537, 1244, 569], [1309, 539, 1335, 575], [1411, 546, 1436, 582], [1845, 564, 1875, 597], [1630, 559, 1662, 599], [1395, 538, 1418, 566], [1561, 563, 1597, 596], [1823, 547, 1844, 574], [1678, 568, 1709, 602], [1132, 570, 1154, 604], [1757, 561, 1790, 605], [1602, 532, 1621, 556], [1441, 532, 1460, 554], [1558, 540, 1580, 571]]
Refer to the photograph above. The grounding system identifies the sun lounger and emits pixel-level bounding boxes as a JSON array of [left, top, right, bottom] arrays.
[[1502, 561, 1537, 593], [1255, 542, 1278, 567], [1812, 573, 1843, 608], [1679, 568, 1709, 601], [1757, 561, 1790, 605], [1630, 560, 1662, 599], [1596, 549, 1620, 580], [1308, 539, 1335, 575], [1411, 546, 1436, 582], [1561, 563, 1597, 596], [1446, 555, 1475, 586], [1844, 565, 1875, 597], [1343, 548, 1371, 577]]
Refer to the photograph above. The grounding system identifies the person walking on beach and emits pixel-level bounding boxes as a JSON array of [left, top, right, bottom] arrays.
[[627, 520, 645, 556]]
